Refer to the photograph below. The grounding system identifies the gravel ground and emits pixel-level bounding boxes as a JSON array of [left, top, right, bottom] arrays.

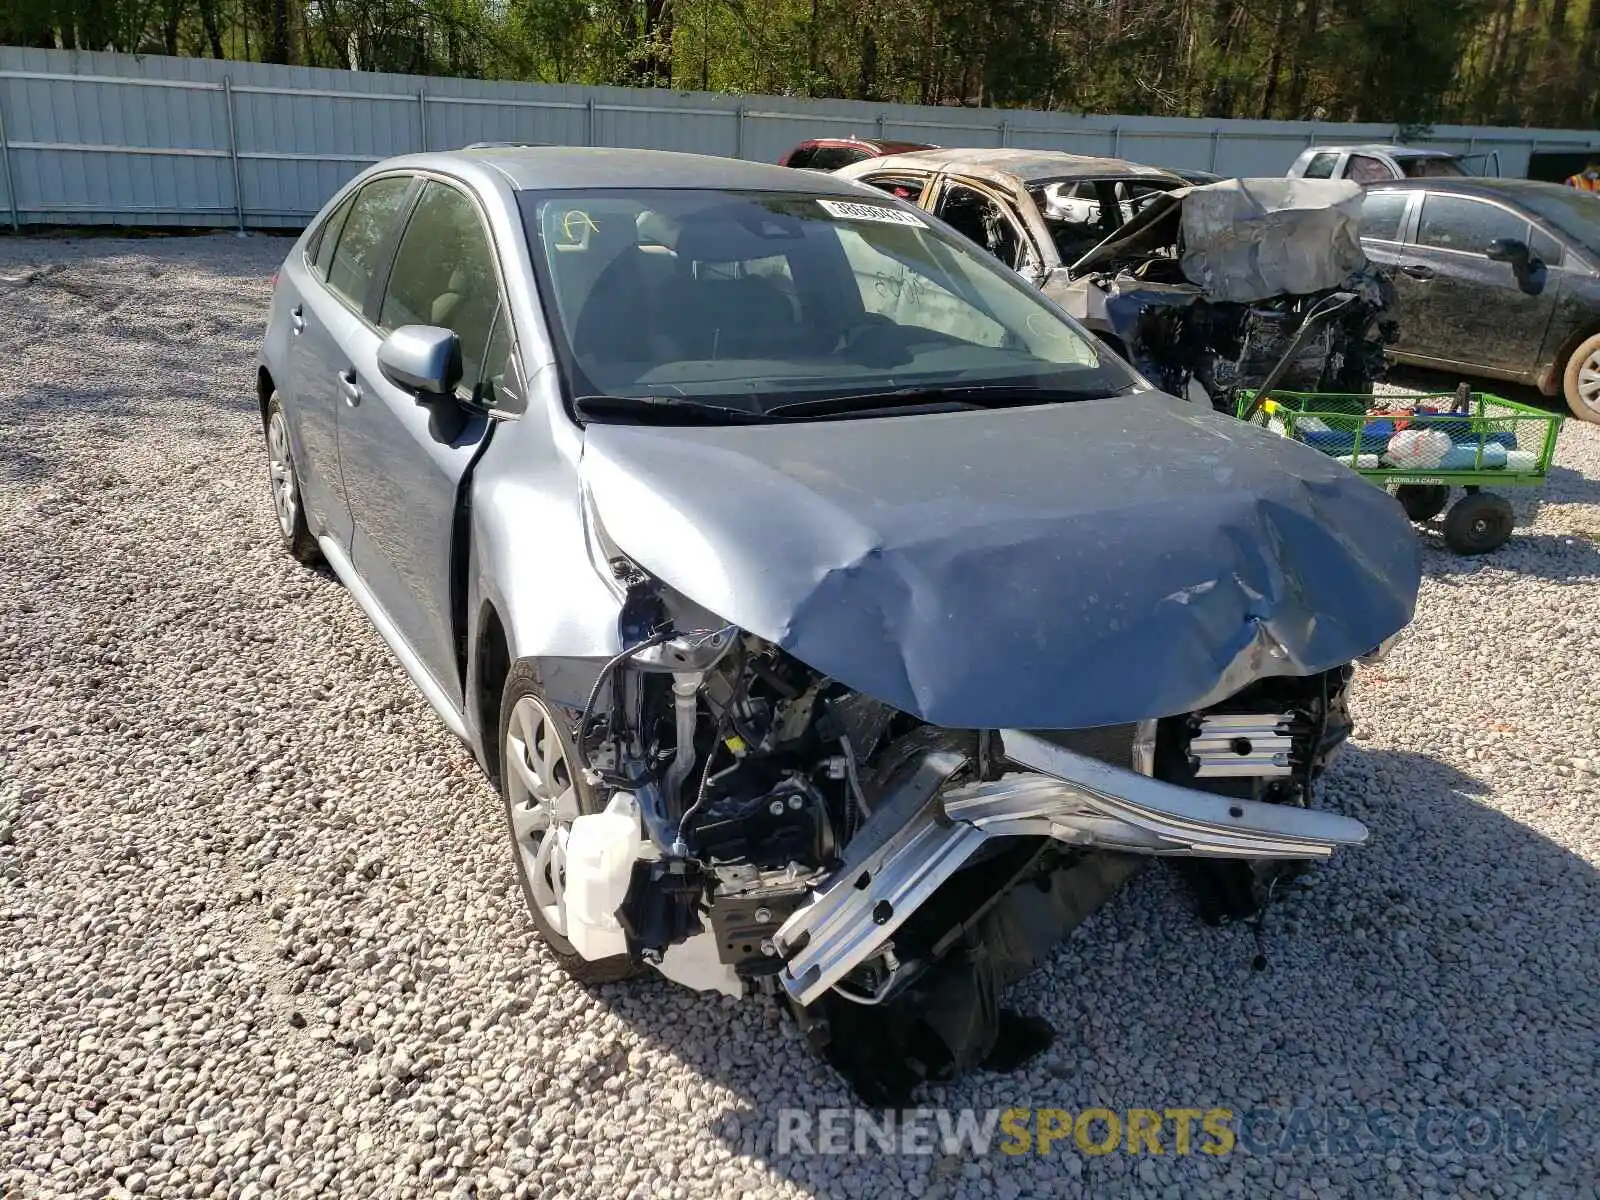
[[1, 234, 1596, 1200]]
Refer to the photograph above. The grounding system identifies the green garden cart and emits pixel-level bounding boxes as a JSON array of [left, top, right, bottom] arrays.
[[1236, 387, 1564, 555]]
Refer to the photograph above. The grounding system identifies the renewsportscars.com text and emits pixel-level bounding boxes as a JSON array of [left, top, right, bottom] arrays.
[[776, 1106, 1560, 1158]]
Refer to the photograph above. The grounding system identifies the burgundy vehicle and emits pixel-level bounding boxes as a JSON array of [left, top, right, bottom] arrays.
[[779, 137, 935, 171]]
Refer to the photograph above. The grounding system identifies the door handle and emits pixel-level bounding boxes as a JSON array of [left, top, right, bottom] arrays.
[[289, 304, 306, 334], [338, 369, 362, 407], [1400, 263, 1435, 280]]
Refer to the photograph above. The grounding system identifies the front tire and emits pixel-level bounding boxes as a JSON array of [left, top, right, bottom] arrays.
[[264, 393, 320, 564], [498, 663, 637, 984], [1561, 331, 1600, 423]]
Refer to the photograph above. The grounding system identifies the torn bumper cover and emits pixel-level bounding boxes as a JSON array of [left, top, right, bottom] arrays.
[[774, 729, 1367, 1006]]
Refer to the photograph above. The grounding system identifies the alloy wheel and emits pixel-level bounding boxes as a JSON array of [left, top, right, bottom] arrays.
[[504, 694, 582, 936], [1579, 348, 1600, 417], [266, 410, 298, 538]]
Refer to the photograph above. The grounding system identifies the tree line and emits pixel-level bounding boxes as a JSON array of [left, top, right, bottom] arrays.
[[5, 0, 1599, 130]]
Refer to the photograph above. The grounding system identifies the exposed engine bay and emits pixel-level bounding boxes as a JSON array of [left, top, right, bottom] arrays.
[[563, 589, 1368, 1103], [1102, 269, 1398, 414], [1066, 178, 1399, 413]]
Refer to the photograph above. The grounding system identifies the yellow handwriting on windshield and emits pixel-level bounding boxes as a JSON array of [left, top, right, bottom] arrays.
[[561, 209, 600, 242]]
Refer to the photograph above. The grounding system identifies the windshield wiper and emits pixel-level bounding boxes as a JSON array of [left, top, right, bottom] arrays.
[[572, 394, 770, 425], [575, 383, 1134, 426], [765, 383, 1130, 418]]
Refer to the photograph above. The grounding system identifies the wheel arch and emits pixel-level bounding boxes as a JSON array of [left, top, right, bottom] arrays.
[[256, 365, 275, 425], [1540, 319, 1600, 395], [472, 599, 513, 786]]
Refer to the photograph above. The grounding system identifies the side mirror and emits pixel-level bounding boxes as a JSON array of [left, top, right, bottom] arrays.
[[1486, 237, 1530, 265], [377, 325, 462, 399]]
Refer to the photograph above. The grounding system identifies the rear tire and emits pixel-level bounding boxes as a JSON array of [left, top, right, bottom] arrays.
[[1443, 492, 1514, 555], [498, 662, 637, 985], [1395, 483, 1451, 523], [264, 393, 320, 565], [1560, 331, 1600, 423]]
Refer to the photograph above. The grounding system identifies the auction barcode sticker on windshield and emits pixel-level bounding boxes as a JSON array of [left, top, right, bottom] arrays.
[[817, 199, 926, 226]]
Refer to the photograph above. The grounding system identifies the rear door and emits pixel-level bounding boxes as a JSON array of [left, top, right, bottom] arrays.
[[278, 191, 353, 540], [1395, 191, 1556, 374], [335, 177, 506, 707], [1357, 188, 1416, 277], [294, 173, 415, 553]]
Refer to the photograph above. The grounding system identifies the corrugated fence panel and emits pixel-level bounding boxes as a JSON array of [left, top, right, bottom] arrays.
[[0, 64, 236, 222], [2, 46, 1598, 230], [423, 96, 589, 154], [595, 103, 737, 157]]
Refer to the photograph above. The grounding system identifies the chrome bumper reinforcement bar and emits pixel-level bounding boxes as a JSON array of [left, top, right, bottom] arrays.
[[774, 728, 1368, 1006]]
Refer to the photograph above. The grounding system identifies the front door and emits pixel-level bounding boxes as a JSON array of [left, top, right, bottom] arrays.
[[334, 178, 505, 707], [1392, 191, 1557, 375]]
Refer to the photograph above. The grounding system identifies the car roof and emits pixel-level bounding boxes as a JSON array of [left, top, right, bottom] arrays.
[[1364, 177, 1575, 200], [379, 146, 875, 195], [1307, 143, 1458, 159], [841, 146, 1181, 185], [796, 138, 933, 153]]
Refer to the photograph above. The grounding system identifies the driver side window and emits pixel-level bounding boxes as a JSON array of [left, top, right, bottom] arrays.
[[378, 181, 503, 393], [935, 183, 1032, 274]]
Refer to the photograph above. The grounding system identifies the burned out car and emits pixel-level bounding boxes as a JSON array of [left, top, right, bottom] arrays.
[[257, 147, 1420, 1102], [839, 151, 1398, 413], [834, 147, 1188, 314]]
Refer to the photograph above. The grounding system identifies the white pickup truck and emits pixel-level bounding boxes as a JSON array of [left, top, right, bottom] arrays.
[[1287, 143, 1492, 184]]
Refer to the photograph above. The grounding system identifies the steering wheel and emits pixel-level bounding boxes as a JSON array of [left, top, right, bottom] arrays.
[[835, 313, 914, 366]]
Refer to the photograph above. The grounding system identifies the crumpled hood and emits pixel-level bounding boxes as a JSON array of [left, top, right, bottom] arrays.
[[580, 393, 1420, 729]]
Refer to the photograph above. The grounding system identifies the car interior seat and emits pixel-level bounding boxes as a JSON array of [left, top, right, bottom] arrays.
[[938, 193, 993, 250], [676, 271, 798, 361], [570, 246, 684, 377]]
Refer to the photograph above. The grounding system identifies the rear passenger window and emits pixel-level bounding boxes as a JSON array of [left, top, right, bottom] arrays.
[[808, 146, 868, 171], [863, 175, 928, 204], [1302, 152, 1338, 179], [326, 176, 412, 311], [1360, 191, 1408, 241], [378, 181, 502, 389], [310, 194, 354, 278]]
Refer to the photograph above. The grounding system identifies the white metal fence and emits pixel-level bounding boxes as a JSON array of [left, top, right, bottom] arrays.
[[2, 45, 1597, 231]]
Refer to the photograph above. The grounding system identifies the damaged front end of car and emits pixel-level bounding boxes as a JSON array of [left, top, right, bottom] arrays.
[[563, 598, 1368, 1104], [536, 400, 1419, 1104]]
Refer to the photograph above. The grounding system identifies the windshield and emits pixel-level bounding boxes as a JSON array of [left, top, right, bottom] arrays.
[[1517, 186, 1600, 256], [517, 188, 1137, 419]]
